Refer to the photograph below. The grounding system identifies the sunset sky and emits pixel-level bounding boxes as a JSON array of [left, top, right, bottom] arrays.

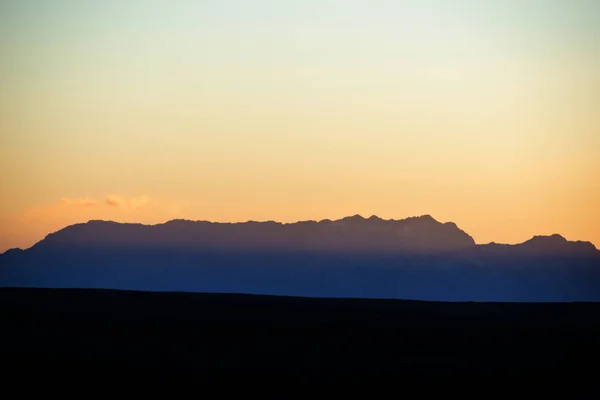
[[1, 0, 599, 252]]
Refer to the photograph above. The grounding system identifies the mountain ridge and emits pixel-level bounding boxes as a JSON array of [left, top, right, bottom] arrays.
[[3, 214, 596, 255], [17, 214, 476, 254], [2, 214, 599, 302]]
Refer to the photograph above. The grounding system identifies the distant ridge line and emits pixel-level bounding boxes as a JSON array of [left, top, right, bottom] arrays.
[[2, 214, 597, 254]]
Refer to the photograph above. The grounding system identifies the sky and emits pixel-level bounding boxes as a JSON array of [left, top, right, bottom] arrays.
[[0, 0, 599, 252]]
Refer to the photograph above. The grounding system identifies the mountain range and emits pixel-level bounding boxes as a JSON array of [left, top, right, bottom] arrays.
[[1, 214, 599, 302]]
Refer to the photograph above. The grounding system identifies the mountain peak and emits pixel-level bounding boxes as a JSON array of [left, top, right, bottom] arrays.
[[343, 214, 366, 221], [523, 234, 568, 247], [406, 214, 438, 223], [530, 233, 567, 242], [513, 234, 597, 254]]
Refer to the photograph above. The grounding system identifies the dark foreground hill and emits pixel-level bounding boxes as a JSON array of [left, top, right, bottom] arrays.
[[2, 288, 600, 387]]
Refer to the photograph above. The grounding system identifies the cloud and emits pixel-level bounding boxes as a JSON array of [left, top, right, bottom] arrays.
[[105, 195, 124, 207], [60, 197, 97, 206]]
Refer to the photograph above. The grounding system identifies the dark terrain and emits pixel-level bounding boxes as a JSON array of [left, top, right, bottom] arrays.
[[2, 288, 599, 385], [2, 216, 599, 387]]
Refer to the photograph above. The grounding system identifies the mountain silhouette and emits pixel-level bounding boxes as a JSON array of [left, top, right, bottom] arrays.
[[25, 214, 476, 253], [474, 234, 596, 253], [1, 215, 598, 302]]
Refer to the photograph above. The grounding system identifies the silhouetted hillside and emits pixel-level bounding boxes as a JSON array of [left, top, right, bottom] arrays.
[[1, 215, 599, 302], [2, 288, 599, 385], [477, 234, 598, 256], [26, 214, 476, 253]]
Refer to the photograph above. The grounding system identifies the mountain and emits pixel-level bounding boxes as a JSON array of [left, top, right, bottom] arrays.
[[1, 215, 599, 302], [476, 234, 598, 256], [26, 214, 476, 253]]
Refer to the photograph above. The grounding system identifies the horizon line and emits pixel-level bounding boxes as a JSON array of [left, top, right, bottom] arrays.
[[4, 213, 598, 253]]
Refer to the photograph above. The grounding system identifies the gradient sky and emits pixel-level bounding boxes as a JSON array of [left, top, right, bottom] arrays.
[[1, 0, 599, 252]]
